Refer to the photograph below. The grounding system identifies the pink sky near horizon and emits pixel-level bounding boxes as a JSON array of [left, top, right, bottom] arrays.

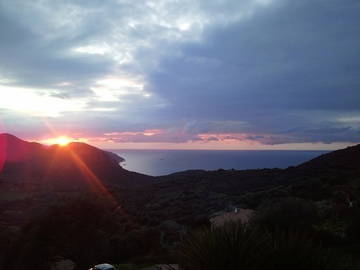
[[0, 120, 356, 150], [29, 129, 356, 150]]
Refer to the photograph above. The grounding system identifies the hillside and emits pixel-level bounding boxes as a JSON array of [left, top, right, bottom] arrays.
[[0, 133, 152, 189], [0, 133, 153, 227], [124, 143, 360, 227], [2, 135, 359, 229], [1, 135, 360, 269], [298, 144, 360, 174]]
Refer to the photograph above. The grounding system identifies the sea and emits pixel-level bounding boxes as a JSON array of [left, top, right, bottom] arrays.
[[112, 150, 328, 176]]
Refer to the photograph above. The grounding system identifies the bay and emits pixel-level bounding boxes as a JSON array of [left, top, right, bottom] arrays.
[[112, 150, 328, 176]]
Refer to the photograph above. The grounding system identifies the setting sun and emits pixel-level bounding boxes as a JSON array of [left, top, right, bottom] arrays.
[[40, 136, 73, 146], [55, 136, 72, 146]]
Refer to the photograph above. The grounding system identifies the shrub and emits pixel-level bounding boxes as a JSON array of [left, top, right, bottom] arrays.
[[177, 222, 348, 270], [177, 222, 270, 270]]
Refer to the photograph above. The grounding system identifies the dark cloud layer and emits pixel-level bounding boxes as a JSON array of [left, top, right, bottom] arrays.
[[144, 0, 360, 143], [0, 3, 112, 95]]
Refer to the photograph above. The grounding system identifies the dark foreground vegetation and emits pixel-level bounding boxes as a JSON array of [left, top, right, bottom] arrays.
[[178, 222, 347, 270], [2, 194, 360, 269], [1, 134, 360, 269]]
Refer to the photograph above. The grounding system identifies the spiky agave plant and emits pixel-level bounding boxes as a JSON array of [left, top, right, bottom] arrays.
[[177, 222, 271, 270], [177, 223, 349, 270]]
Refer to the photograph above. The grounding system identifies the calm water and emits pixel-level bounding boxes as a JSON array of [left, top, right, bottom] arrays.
[[112, 150, 328, 176]]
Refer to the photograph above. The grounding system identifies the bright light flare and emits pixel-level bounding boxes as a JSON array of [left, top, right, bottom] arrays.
[[56, 136, 72, 146], [41, 136, 73, 146]]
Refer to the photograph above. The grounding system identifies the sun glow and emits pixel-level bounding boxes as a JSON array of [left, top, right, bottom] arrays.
[[56, 136, 72, 146], [40, 136, 73, 146]]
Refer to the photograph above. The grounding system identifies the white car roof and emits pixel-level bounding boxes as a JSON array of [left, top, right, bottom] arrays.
[[94, 263, 115, 270]]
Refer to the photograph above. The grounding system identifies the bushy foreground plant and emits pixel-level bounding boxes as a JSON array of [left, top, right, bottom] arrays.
[[177, 222, 349, 270], [178, 223, 269, 270]]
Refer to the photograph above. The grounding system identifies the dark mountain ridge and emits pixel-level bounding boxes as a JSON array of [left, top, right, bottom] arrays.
[[123, 143, 360, 227], [1, 133, 359, 229], [0, 133, 152, 190], [2, 133, 359, 195], [298, 144, 360, 173]]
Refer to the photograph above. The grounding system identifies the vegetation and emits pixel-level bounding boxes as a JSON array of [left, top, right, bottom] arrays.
[[1, 197, 165, 270], [178, 223, 349, 270], [1, 140, 360, 268]]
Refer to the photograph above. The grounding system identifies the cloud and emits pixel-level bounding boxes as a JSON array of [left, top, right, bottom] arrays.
[[142, 0, 360, 144], [0, 0, 359, 147]]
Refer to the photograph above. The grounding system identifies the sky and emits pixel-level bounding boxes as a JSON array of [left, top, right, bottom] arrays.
[[0, 0, 359, 150]]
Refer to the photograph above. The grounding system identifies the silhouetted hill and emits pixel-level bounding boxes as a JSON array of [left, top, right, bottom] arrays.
[[124, 144, 360, 227], [0, 134, 153, 228], [0, 133, 152, 190], [297, 144, 360, 173], [0, 133, 44, 163], [1, 134, 359, 231]]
